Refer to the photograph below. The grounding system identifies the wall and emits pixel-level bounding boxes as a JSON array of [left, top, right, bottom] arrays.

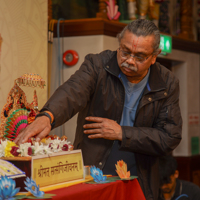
[[0, 0, 48, 117], [165, 49, 200, 156]]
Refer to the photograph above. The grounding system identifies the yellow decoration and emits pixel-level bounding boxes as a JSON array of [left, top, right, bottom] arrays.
[[5, 141, 18, 157], [115, 160, 130, 179], [40, 138, 46, 144]]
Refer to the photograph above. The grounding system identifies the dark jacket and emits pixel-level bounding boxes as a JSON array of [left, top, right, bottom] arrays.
[[159, 179, 200, 200], [42, 50, 182, 200]]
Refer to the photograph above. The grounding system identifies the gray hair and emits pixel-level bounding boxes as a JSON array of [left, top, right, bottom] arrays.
[[117, 19, 160, 54]]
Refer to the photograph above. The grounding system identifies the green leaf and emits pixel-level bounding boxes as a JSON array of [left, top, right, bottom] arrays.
[[86, 176, 138, 184], [14, 194, 56, 199]]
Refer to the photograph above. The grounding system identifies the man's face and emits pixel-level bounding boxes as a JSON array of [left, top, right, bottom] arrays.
[[160, 174, 177, 194], [160, 171, 179, 194], [117, 30, 159, 83]]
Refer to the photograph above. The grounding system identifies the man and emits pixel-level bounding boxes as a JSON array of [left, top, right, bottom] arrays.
[[159, 156, 200, 200], [14, 19, 182, 199]]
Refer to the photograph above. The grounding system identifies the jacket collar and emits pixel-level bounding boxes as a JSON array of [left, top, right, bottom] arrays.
[[105, 51, 167, 94], [143, 62, 167, 95], [104, 51, 121, 77]]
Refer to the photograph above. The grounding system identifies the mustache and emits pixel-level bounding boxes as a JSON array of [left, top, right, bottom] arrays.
[[121, 62, 138, 72]]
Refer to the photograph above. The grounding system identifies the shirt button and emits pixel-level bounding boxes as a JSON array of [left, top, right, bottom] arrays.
[[148, 97, 152, 101], [164, 92, 167, 96], [106, 66, 109, 69], [99, 162, 102, 166]]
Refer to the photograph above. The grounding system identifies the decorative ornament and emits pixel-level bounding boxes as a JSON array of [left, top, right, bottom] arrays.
[[4, 109, 28, 141], [90, 166, 107, 183], [106, 0, 121, 20], [0, 73, 45, 140], [115, 160, 130, 179], [15, 73, 45, 89], [0, 175, 20, 199], [24, 177, 44, 198]]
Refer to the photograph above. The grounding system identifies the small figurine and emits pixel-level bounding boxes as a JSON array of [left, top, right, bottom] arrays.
[[106, 0, 121, 20]]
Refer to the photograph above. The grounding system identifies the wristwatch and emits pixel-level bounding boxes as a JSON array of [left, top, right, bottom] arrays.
[[35, 111, 55, 129]]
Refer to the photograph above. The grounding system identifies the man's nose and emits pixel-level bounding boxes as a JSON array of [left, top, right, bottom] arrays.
[[161, 184, 168, 189], [126, 56, 136, 65]]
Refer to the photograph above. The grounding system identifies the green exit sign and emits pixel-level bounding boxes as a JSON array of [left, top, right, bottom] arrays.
[[160, 34, 172, 54]]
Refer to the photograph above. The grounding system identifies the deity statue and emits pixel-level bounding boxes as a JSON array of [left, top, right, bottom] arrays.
[[137, 0, 161, 27], [126, 0, 137, 20]]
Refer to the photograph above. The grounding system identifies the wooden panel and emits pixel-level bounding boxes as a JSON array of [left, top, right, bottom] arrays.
[[53, 18, 200, 54], [53, 18, 126, 38], [175, 156, 192, 182], [175, 155, 200, 187], [193, 170, 200, 187], [172, 35, 200, 54]]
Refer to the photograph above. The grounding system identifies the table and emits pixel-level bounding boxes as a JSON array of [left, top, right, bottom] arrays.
[[3, 158, 146, 199], [43, 178, 146, 200]]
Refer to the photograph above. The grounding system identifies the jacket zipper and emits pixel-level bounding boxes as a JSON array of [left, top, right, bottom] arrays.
[[101, 69, 125, 169]]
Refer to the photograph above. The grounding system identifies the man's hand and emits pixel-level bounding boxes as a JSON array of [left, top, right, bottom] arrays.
[[83, 117, 122, 141], [14, 116, 51, 145]]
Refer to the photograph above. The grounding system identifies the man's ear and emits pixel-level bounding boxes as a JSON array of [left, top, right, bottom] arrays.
[[174, 170, 179, 179], [157, 49, 162, 55], [151, 49, 161, 65]]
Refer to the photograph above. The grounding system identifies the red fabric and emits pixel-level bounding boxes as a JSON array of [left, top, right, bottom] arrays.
[[44, 179, 146, 200]]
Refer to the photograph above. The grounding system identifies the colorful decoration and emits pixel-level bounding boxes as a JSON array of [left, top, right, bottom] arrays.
[[115, 160, 130, 179], [24, 177, 44, 198], [0, 137, 73, 158], [0, 175, 20, 199], [4, 109, 28, 141], [106, 0, 121, 20], [90, 166, 107, 183], [0, 73, 45, 141]]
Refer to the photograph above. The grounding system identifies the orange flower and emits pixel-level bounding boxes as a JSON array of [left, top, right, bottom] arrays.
[[118, 160, 124, 168], [115, 160, 130, 179]]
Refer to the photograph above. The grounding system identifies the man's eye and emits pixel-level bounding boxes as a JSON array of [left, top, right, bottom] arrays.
[[122, 51, 130, 56], [135, 57, 144, 61]]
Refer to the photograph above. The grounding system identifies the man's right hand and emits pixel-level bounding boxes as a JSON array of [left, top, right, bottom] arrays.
[[14, 116, 51, 145]]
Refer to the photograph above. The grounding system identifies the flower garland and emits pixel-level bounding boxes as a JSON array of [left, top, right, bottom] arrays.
[[0, 136, 73, 157]]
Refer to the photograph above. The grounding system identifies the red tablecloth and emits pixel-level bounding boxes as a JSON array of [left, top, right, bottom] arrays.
[[44, 179, 146, 200]]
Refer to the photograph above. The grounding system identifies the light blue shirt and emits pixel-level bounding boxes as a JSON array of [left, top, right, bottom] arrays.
[[119, 69, 150, 127]]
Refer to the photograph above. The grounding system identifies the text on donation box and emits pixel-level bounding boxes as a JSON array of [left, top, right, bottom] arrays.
[[31, 150, 84, 187]]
